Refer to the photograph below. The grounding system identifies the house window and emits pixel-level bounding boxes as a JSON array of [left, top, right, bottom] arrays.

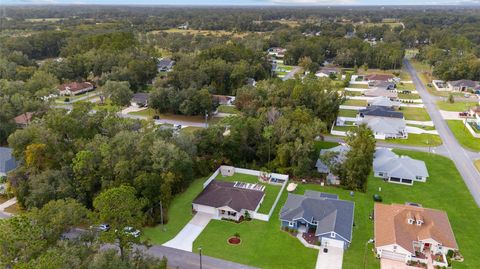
[[331, 232, 335, 238], [378, 172, 384, 177], [289, 221, 295, 227], [393, 245, 397, 251], [416, 176, 423, 180]]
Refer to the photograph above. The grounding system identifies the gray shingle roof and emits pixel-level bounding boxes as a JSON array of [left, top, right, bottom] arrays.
[[0, 147, 17, 175], [374, 148, 429, 179], [315, 145, 350, 173], [131, 93, 149, 105], [368, 96, 401, 108], [280, 191, 354, 242], [448, 80, 478, 88], [361, 117, 406, 136], [359, 106, 404, 119]]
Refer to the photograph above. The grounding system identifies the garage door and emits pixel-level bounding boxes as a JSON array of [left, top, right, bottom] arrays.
[[193, 204, 217, 215], [321, 237, 345, 249], [381, 250, 406, 262]]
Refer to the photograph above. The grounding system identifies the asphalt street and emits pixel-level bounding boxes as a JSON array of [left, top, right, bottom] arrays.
[[404, 59, 480, 207]]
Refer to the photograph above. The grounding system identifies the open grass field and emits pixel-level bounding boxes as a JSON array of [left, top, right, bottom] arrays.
[[217, 105, 240, 114], [194, 149, 479, 269], [386, 133, 442, 147], [338, 109, 359, 118], [436, 101, 477, 112], [396, 82, 415, 90], [343, 99, 367, 106], [143, 177, 206, 245], [399, 107, 431, 121], [446, 120, 480, 151], [215, 173, 282, 215]]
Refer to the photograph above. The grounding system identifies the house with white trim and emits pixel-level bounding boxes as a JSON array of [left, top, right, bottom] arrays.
[[373, 148, 429, 185], [280, 191, 354, 250]]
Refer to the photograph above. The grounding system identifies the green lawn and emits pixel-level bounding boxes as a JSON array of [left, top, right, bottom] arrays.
[[399, 107, 431, 121], [194, 150, 480, 269], [313, 140, 339, 153], [217, 105, 240, 114], [215, 173, 281, 215], [446, 120, 480, 151], [385, 133, 442, 147], [347, 84, 369, 89], [396, 83, 415, 90], [338, 109, 358, 118], [129, 108, 155, 117], [333, 125, 356, 132], [406, 124, 436, 131], [143, 177, 206, 244], [343, 99, 367, 106], [344, 90, 363, 96], [398, 93, 421, 100], [436, 101, 477, 112]]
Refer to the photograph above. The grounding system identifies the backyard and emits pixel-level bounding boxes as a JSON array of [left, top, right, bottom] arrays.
[[215, 172, 282, 215], [399, 107, 431, 121], [446, 120, 480, 151], [193, 149, 480, 269]]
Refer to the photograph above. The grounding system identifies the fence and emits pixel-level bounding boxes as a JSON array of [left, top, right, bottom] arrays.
[[202, 168, 220, 188]]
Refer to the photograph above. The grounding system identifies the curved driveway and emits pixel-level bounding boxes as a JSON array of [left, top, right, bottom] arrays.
[[404, 59, 480, 207]]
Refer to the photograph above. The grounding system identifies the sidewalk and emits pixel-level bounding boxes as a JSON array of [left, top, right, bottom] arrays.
[[0, 197, 17, 217]]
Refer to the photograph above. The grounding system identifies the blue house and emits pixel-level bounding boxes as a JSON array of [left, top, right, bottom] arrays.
[[280, 191, 354, 249]]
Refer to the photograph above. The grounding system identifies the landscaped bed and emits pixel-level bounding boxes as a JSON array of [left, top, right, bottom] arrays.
[[215, 172, 282, 215], [446, 120, 480, 151], [194, 149, 480, 269]]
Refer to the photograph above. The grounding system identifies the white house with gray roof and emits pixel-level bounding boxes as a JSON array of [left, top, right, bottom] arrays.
[[373, 148, 429, 185], [280, 191, 354, 249]]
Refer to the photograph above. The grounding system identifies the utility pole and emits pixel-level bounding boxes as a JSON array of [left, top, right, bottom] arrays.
[[198, 246, 203, 269]]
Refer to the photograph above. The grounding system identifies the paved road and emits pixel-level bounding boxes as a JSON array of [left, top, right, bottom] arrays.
[[118, 113, 208, 128], [404, 59, 480, 206], [282, 66, 302, 81]]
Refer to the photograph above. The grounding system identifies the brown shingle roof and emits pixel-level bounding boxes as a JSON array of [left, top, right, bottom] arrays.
[[193, 180, 264, 212], [366, 74, 394, 81], [374, 203, 458, 253], [13, 112, 34, 125], [58, 82, 93, 93]]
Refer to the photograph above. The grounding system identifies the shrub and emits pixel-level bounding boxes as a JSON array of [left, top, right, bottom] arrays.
[[234, 232, 240, 238], [373, 194, 383, 202], [64, 97, 70, 102]]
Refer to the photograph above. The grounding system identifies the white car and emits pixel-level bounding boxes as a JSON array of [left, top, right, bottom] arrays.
[[124, 227, 140, 238]]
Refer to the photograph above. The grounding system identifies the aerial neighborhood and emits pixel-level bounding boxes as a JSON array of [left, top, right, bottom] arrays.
[[1, 5, 480, 269]]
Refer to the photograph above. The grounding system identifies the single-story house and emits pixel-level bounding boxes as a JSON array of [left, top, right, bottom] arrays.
[[365, 74, 395, 83], [157, 57, 176, 72], [315, 67, 341, 78], [367, 96, 401, 109], [364, 88, 398, 99], [58, 82, 94, 96], [0, 147, 17, 177], [192, 180, 265, 221], [280, 191, 354, 249], [131, 93, 149, 107], [267, 47, 286, 58], [360, 117, 408, 139], [358, 106, 404, 119], [375, 203, 457, 267], [315, 144, 349, 185], [373, 148, 428, 185], [13, 112, 34, 128], [212, 94, 235, 106], [369, 80, 395, 90], [447, 79, 479, 92]]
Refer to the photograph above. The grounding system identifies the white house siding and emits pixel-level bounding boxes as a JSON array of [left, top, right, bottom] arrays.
[[192, 204, 218, 218]]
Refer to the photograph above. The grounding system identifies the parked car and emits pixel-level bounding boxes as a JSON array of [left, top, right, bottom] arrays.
[[124, 227, 141, 238], [459, 112, 470, 117], [90, 223, 110, 232]]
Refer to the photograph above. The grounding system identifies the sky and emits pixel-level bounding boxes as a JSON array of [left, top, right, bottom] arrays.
[[3, 0, 480, 6]]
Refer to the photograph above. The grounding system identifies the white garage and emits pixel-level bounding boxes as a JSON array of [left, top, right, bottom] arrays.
[[321, 237, 345, 249], [192, 203, 218, 216]]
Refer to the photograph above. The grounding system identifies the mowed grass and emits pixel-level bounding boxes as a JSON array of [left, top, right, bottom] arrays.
[[446, 120, 480, 151], [347, 84, 369, 89], [143, 177, 206, 244], [396, 83, 415, 90], [398, 92, 421, 100], [399, 107, 431, 121], [385, 133, 442, 147], [437, 101, 477, 112], [194, 150, 480, 269], [343, 99, 367, 106], [215, 173, 281, 214], [338, 109, 358, 118], [217, 105, 240, 114], [474, 159, 480, 172]]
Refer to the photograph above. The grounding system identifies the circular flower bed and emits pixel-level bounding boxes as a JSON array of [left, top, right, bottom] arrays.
[[227, 237, 241, 245]]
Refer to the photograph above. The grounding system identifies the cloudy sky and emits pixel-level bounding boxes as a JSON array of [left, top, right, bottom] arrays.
[[3, 0, 480, 5]]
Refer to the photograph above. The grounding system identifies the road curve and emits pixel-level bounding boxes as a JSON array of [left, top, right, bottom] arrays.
[[404, 59, 480, 207]]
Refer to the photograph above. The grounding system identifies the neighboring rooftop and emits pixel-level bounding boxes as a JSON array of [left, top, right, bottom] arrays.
[[374, 148, 429, 179], [368, 96, 401, 108], [58, 82, 93, 93], [361, 117, 406, 135], [359, 106, 404, 119], [364, 88, 398, 99], [131, 92, 149, 104], [280, 191, 354, 242], [375, 203, 458, 253], [0, 147, 17, 175], [193, 180, 264, 212], [365, 74, 395, 81], [13, 112, 34, 126], [447, 79, 478, 88]]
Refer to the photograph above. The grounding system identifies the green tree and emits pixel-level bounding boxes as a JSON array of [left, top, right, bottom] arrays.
[[101, 81, 133, 106]]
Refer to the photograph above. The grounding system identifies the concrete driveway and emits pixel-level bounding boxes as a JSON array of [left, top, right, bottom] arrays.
[[315, 246, 344, 269], [381, 258, 419, 269], [163, 212, 213, 252]]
